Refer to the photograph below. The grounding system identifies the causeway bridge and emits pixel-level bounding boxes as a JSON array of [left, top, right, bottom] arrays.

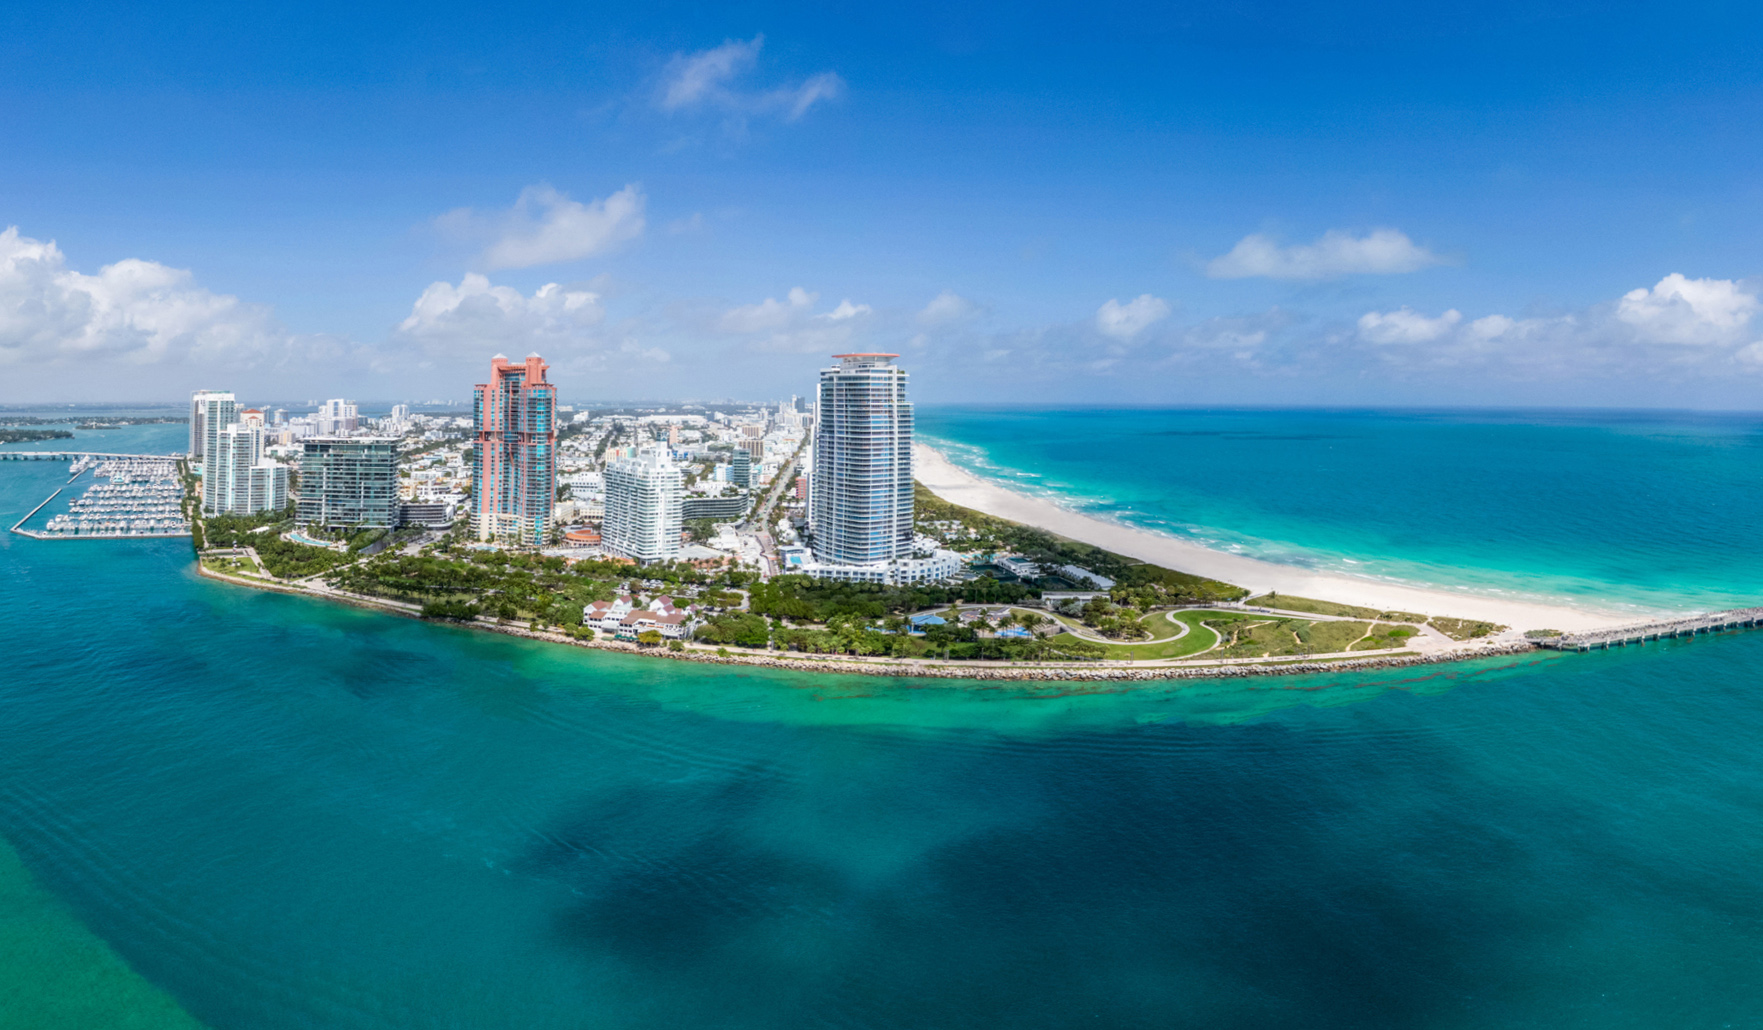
[[0, 451, 181, 461], [1535, 608, 1763, 651]]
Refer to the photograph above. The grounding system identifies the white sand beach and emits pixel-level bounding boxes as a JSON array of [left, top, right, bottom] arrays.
[[914, 444, 1635, 633]]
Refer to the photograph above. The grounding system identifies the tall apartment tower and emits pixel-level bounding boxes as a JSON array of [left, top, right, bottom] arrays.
[[297, 438, 398, 529], [189, 390, 237, 461], [809, 353, 914, 566], [206, 423, 261, 516], [472, 353, 557, 546], [603, 447, 683, 563]]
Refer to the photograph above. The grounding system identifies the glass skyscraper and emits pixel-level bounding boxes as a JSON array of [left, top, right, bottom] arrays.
[[297, 438, 398, 529], [809, 353, 914, 566], [472, 354, 556, 547]]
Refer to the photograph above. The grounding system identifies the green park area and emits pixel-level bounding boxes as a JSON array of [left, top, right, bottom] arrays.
[[1252, 592, 1503, 641]]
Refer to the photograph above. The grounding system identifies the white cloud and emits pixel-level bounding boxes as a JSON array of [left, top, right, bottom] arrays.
[[824, 298, 871, 321], [660, 37, 763, 111], [0, 226, 285, 369], [1357, 307, 1462, 344], [657, 35, 844, 123], [396, 273, 605, 355], [715, 286, 874, 353], [778, 73, 846, 120], [719, 286, 817, 333], [1616, 273, 1759, 345], [1207, 228, 1444, 280], [1467, 314, 1516, 340], [917, 290, 979, 326], [438, 184, 645, 271], [1096, 294, 1171, 339]]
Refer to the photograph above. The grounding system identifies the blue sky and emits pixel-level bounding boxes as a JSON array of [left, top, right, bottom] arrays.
[[3, 0, 1762, 406]]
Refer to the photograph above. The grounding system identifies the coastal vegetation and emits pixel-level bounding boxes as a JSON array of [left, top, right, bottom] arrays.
[[915, 483, 1246, 604], [200, 507, 353, 579], [182, 469, 1499, 674], [1252, 592, 1502, 640], [0, 428, 74, 444]]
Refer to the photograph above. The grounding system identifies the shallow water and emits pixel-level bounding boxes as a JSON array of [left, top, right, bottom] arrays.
[[919, 406, 1763, 614], [5, 416, 1763, 1028]]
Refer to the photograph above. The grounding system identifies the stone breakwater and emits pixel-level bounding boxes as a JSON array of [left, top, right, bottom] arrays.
[[197, 563, 1536, 683]]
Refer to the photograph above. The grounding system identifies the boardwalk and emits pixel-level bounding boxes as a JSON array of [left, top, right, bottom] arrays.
[[1535, 608, 1763, 651]]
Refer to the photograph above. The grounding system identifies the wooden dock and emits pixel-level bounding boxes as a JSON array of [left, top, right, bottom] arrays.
[[1535, 608, 1763, 651]]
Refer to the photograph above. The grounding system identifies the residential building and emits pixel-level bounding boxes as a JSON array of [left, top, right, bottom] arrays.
[[297, 437, 398, 529], [189, 390, 237, 461], [810, 353, 914, 565], [397, 499, 456, 527], [681, 494, 748, 521], [316, 398, 359, 436], [798, 353, 960, 585], [729, 449, 752, 489], [471, 353, 556, 546], [248, 462, 290, 514], [603, 447, 683, 563], [205, 423, 262, 516]]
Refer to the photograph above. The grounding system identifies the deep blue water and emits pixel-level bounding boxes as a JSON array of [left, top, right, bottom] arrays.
[[918, 407, 1763, 614], [4, 415, 1763, 1028]]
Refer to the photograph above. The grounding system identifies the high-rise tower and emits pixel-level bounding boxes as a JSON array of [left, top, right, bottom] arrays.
[[472, 353, 557, 546], [189, 390, 236, 461], [603, 447, 684, 563], [809, 353, 914, 566]]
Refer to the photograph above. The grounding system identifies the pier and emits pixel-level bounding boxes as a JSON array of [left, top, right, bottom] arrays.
[[1535, 608, 1763, 651]]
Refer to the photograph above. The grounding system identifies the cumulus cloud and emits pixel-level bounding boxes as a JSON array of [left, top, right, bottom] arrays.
[[1208, 228, 1444, 280], [719, 286, 817, 333], [0, 226, 287, 370], [658, 35, 844, 123], [438, 184, 645, 271], [917, 290, 979, 326], [1616, 273, 1759, 345], [825, 298, 871, 320], [1096, 294, 1171, 339], [396, 273, 605, 358], [715, 286, 874, 353], [1357, 307, 1463, 344]]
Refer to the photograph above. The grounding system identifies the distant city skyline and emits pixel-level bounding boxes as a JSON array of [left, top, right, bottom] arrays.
[[3, 2, 1763, 408]]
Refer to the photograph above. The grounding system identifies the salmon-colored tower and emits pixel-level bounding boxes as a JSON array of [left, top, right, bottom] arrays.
[[472, 353, 557, 546]]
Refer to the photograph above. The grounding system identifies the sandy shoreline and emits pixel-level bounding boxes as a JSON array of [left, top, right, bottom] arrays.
[[914, 443, 1635, 633]]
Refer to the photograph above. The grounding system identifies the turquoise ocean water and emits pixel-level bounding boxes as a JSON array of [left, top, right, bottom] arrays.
[[3, 413, 1763, 1028], [919, 407, 1763, 615]]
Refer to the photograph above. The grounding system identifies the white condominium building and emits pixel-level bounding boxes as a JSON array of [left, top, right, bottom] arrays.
[[189, 390, 237, 461], [809, 353, 916, 565], [206, 423, 269, 516], [603, 447, 684, 563]]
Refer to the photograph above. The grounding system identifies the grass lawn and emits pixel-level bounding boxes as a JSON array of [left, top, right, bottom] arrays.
[[1248, 592, 1428, 622], [1250, 593, 1503, 640], [201, 555, 257, 578], [1046, 610, 1246, 660], [1202, 616, 1420, 659]]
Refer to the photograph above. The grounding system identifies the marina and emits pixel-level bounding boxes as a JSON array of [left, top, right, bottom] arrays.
[[8, 454, 191, 540]]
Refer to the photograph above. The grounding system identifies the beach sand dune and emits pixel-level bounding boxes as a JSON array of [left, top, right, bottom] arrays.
[[914, 444, 1635, 634]]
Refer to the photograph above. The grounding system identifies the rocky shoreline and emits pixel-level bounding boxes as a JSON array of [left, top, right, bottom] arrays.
[[197, 561, 1537, 683]]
